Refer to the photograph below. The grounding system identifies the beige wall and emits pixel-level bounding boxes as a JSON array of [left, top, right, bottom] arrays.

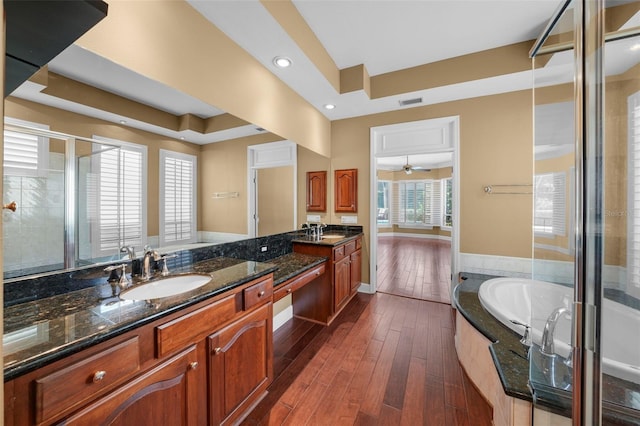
[[200, 133, 283, 235], [4, 97, 200, 237], [257, 166, 294, 236], [331, 90, 534, 282], [75, 0, 331, 158]]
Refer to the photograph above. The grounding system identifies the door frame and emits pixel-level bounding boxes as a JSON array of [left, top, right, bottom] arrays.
[[369, 117, 460, 299]]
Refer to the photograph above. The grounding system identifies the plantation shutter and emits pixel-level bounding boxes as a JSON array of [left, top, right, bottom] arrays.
[[552, 172, 566, 236], [628, 92, 640, 293], [430, 180, 443, 227], [160, 150, 197, 245], [391, 182, 405, 224], [3, 119, 49, 176]]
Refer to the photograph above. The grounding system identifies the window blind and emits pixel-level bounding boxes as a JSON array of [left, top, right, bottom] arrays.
[[3, 119, 49, 177], [160, 150, 197, 245], [391, 179, 442, 227], [91, 137, 147, 257]]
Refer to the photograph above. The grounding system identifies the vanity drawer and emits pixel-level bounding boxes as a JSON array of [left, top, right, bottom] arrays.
[[333, 245, 345, 261], [244, 277, 273, 310], [344, 240, 357, 256], [34, 337, 140, 424], [273, 263, 325, 302], [156, 293, 237, 357]]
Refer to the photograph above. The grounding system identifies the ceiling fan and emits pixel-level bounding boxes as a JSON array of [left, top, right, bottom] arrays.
[[399, 156, 430, 175]]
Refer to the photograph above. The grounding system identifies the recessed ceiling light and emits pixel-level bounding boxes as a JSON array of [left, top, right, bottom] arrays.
[[119, 120, 127, 124], [324, 104, 336, 110], [273, 56, 292, 68]]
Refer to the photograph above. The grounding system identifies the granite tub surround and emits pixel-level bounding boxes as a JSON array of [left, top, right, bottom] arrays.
[[3, 258, 277, 381], [455, 274, 640, 425]]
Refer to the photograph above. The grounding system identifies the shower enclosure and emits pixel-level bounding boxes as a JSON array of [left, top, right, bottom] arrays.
[[531, 0, 640, 424]]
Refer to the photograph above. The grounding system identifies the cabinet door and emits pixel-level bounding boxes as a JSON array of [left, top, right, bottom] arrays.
[[334, 169, 357, 212], [306, 171, 326, 212], [350, 249, 362, 294], [334, 256, 351, 311], [209, 303, 273, 426], [63, 346, 202, 426]]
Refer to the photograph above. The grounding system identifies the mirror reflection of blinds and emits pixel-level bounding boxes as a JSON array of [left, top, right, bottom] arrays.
[[161, 150, 196, 245], [3, 120, 49, 177], [628, 92, 640, 291], [96, 145, 144, 254]]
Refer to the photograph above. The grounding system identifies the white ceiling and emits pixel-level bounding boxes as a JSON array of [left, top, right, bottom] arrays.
[[7, 0, 617, 146]]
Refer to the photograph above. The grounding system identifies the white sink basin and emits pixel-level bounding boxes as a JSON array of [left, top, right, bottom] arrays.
[[322, 234, 345, 239], [120, 274, 212, 300]]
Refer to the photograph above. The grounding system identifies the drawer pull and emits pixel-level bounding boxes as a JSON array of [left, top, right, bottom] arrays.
[[258, 290, 265, 297], [189, 361, 199, 370], [287, 288, 292, 293], [214, 347, 222, 355], [92, 371, 107, 383]]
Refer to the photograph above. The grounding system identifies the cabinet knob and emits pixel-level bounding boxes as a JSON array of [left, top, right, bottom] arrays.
[[286, 288, 292, 294], [258, 291, 265, 297], [92, 370, 107, 383], [214, 347, 222, 355], [316, 271, 320, 276], [189, 361, 199, 370]]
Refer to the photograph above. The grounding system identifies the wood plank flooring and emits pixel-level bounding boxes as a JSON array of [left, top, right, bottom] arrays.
[[376, 237, 452, 304], [242, 292, 493, 426]]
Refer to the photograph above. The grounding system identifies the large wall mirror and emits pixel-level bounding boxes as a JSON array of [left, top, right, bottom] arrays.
[[2, 45, 314, 280]]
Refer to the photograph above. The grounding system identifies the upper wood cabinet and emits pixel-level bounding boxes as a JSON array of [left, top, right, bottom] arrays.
[[334, 169, 357, 213], [306, 171, 327, 212]]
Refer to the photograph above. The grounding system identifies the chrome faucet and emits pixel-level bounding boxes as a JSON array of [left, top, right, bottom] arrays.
[[540, 307, 571, 356], [142, 245, 160, 280]]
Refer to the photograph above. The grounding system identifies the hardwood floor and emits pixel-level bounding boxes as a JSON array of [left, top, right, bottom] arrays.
[[377, 237, 452, 304], [242, 292, 492, 426]]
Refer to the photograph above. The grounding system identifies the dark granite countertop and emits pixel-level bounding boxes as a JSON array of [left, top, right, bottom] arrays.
[[268, 252, 328, 287], [3, 257, 277, 381], [455, 273, 640, 425]]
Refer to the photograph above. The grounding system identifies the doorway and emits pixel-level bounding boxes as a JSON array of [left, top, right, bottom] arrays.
[[369, 117, 460, 303], [247, 141, 297, 238]]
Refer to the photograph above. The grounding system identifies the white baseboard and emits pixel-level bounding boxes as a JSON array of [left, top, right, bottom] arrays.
[[273, 305, 293, 331], [460, 252, 532, 278], [357, 282, 374, 294], [377, 232, 451, 241]]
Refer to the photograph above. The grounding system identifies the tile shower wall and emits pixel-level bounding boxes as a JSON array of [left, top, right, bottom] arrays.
[[3, 153, 65, 273]]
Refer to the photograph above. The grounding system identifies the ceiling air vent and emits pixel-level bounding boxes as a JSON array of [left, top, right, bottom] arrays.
[[398, 97, 423, 107]]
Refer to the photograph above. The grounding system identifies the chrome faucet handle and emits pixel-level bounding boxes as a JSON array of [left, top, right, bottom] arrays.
[[159, 254, 178, 276], [120, 246, 136, 260], [104, 264, 130, 289], [509, 319, 532, 347]]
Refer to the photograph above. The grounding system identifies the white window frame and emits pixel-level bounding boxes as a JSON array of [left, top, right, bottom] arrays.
[[3, 117, 50, 177], [90, 136, 147, 258], [159, 149, 197, 247]]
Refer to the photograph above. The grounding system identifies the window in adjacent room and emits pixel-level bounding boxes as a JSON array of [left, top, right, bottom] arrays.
[[392, 180, 441, 227], [159, 149, 197, 246], [377, 180, 391, 226], [533, 171, 566, 236], [91, 136, 147, 257], [442, 177, 453, 230]]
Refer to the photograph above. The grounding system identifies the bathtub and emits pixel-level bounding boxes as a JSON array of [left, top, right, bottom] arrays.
[[478, 277, 640, 385]]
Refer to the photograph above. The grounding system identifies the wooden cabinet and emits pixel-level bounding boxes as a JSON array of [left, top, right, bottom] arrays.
[[209, 303, 273, 425], [335, 169, 357, 212], [293, 236, 362, 325], [306, 171, 327, 212], [62, 346, 201, 425], [5, 274, 274, 426]]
